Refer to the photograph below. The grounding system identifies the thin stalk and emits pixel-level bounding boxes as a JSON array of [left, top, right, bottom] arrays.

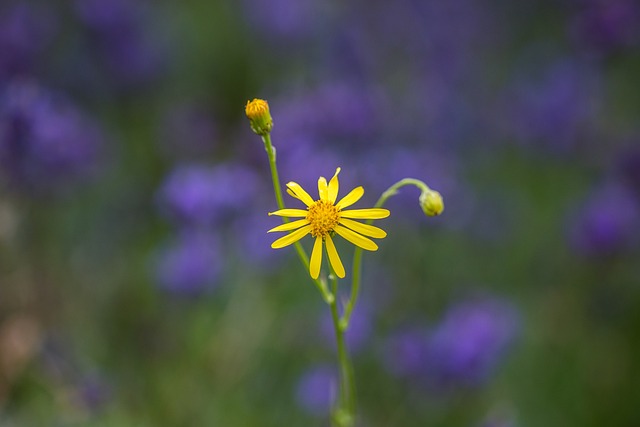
[[328, 267, 356, 427], [262, 134, 333, 303]]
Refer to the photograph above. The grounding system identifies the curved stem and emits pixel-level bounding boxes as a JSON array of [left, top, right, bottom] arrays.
[[341, 178, 431, 327], [262, 134, 333, 303]]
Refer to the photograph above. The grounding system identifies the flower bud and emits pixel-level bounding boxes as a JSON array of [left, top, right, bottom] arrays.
[[245, 98, 273, 136], [419, 189, 444, 216]]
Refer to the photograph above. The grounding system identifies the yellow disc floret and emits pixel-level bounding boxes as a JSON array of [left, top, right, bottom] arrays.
[[307, 200, 340, 238]]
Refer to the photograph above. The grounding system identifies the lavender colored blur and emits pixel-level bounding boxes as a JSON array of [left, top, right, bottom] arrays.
[[426, 297, 520, 387], [569, 182, 640, 257], [0, 2, 56, 81], [0, 80, 102, 191], [241, 0, 324, 42], [270, 81, 382, 154], [381, 327, 430, 379], [505, 58, 601, 153], [74, 0, 165, 89], [295, 364, 337, 416], [78, 374, 111, 413], [568, 0, 640, 55], [153, 231, 223, 295], [157, 163, 259, 226]]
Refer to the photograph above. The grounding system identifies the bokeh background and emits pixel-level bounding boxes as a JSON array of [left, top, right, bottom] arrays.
[[1, 0, 640, 426]]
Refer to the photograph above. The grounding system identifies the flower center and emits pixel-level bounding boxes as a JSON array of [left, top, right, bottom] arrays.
[[307, 200, 340, 238]]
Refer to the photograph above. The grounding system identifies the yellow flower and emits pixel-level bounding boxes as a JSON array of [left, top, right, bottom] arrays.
[[268, 167, 390, 279]]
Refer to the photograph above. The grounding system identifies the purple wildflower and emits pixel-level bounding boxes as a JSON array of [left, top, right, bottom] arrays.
[[569, 182, 640, 257], [78, 374, 111, 412], [505, 58, 601, 153], [0, 2, 56, 81], [0, 80, 102, 192], [568, 0, 640, 55], [295, 365, 337, 416], [381, 327, 430, 379], [269, 82, 382, 153], [241, 0, 323, 42], [157, 163, 259, 226], [74, 0, 165, 89], [153, 231, 222, 295], [427, 297, 520, 387]]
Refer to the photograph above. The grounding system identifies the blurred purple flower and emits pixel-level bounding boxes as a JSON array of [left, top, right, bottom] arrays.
[[74, 0, 165, 88], [242, 0, 323, 41], [154, 231, 222, 295], [427, 297, 520, 387], [295, 365, 337, 416], [569, 182, 640, 257], [0, 80, 102, 191], [270, 82, 382, 153], [309, 82, 381, 142], [381, 327, 430, 379], [569, 0, 640, 55], [0, 2, 56, 81], [505, 58, 601, 153], [157, 163, 259, 226], [78, 374, 111, 412], [278, 144, 345, 195]]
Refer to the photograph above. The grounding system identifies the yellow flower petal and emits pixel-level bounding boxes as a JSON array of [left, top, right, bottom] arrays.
[[339, 208, 390, 219], [310, 236, 323, 279], [335, 186, 364, 210], [271, 225, 311, 249], [267, 219, 310, 233], [268, 208, 309, 217], [338, 218, 387, 239], [325, 234, 345, 278], [318, 176, 328, 201], [286, 181, 315, 206], [334, 225, 378, 251], [327, 167, 341, 204]]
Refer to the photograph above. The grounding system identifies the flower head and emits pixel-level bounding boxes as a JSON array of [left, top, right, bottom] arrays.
[[245, 98, 273, 136], [268, 167, 389, 279], [420, 188, 444, 216]]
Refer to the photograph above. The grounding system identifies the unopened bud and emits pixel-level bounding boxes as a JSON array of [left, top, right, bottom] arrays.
[[245, 98, 273, 136], [419, 189, 444, 216]]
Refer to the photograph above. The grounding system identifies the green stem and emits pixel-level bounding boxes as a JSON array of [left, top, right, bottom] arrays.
[[341, 178, 431, 328], [261, 134, 333, 303], [328, 268, 356, 427]]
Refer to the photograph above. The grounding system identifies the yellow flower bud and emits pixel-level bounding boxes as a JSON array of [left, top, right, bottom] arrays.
[[245, 98, 273, 136], [419, 189, 444, 216]]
